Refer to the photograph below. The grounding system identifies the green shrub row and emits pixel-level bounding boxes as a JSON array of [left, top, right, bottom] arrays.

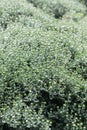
[[0, 0, 87, 130], [27, 0, 86, 21], [0, 0, 59, 31], [0, 23, 87, 129]]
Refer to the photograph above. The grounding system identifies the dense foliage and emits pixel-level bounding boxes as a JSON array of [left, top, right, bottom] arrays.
[[0, 0, 87, 130]]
